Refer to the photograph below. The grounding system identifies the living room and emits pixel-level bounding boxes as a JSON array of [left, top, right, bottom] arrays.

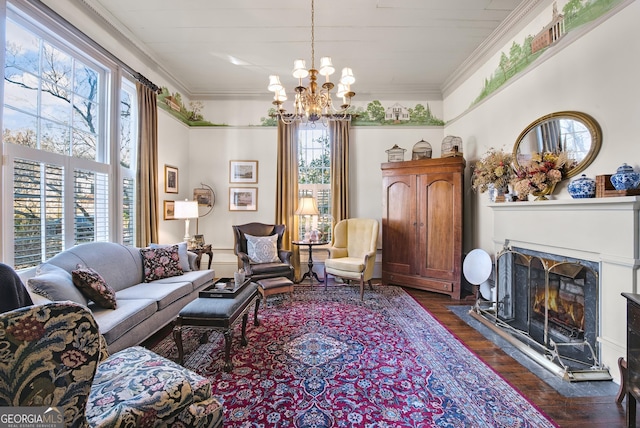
[[1, 0, 638, 426]]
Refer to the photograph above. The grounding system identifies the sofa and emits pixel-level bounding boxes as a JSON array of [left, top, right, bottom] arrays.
[[23, 241, 214, 354]]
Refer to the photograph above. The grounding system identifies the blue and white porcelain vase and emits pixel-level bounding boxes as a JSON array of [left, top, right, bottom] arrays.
[[567, 174, 596, 198], [611, 163, 640, 190]]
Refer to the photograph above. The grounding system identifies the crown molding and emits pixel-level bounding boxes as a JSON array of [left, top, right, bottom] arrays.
[[75, 0, 191, 96], [441, 0, 549, 97], [191, 87, 444, 102]]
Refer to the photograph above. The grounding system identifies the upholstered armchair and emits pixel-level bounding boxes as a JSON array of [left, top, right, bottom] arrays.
[[0, 301, 223, 428], [232, 222, 294, 281], [324, 218, 379, 300]]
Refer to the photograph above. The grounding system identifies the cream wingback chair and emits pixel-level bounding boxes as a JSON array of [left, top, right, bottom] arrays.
[[324, 218, 379, 300]]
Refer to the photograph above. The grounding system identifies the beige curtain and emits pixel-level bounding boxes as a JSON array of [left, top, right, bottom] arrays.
[[135, 82, 159, 247], [330, 120, 350, 224], [275, 120, 300, 278]]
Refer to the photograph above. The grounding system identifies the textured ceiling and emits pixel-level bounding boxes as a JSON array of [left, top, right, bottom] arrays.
[[81, 0, 528, 100]]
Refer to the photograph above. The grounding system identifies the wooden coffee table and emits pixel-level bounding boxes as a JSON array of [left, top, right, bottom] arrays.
[[173, 282, 260, 371]]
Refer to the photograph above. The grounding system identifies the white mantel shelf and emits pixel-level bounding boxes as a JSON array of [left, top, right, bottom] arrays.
[[488, 195, 640, 383], [489, 195, 640, 211]]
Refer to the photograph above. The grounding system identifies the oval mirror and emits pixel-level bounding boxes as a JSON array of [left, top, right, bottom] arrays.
[[513, 111, 602, 179]]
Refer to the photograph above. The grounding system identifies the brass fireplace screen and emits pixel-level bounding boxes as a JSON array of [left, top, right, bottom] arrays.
[[470, 246, 611, 382]]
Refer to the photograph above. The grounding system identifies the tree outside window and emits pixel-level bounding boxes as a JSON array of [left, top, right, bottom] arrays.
[[298, 126, 332, 242]]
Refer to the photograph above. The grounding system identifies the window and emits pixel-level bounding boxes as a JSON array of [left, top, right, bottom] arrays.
[[298, 125, 332, 241], [3, 3, 137, 268], [119, 80, 138, 246]]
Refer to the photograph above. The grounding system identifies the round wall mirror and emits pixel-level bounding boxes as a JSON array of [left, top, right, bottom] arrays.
[[513, 111, 602, 179]]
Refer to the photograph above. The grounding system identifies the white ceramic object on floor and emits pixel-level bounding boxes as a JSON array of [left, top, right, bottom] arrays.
[[463, 249, 493, 300]]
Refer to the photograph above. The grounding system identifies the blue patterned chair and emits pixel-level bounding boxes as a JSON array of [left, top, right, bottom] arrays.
[[0, 301, 223, 428]]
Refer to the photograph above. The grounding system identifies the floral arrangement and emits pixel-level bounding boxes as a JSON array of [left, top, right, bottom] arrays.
[[471, 148, 514, 193], [510, 152, 569, 200]]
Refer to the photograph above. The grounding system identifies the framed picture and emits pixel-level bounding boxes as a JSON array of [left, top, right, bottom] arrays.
[[229, 160, 258, 183], [163, 200, 175, 220], [193, 234, 205, 247], [165, 165, 179, 193], [229, 187, 258, 211], [193, 187, 213, 206]]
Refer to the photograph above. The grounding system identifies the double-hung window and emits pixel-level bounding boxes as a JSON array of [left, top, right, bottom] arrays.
[[2, 2, 138, 268], [298, 125, 332, 242]]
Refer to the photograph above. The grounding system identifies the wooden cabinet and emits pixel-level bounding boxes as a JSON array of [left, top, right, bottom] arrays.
[[623, 292, 640, 427], [381, 157, 465, 299]]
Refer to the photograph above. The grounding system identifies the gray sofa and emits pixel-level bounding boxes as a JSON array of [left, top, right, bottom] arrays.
[[24, 242, 214, 353]]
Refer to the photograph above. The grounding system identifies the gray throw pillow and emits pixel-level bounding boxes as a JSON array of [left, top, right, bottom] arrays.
[[245, 234, 280, 264], [28, 263, 89, 306], [149, 241, 191, 272]]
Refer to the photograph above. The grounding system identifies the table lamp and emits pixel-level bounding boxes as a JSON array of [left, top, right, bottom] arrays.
[[295, 197, 319, 241], [174, 199, 199, 242]]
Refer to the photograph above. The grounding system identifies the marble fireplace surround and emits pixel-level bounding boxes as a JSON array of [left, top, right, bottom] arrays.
[[488, 196, 640, 384]]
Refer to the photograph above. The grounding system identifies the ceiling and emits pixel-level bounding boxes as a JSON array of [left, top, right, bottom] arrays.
[[80, 0, 530, 100]]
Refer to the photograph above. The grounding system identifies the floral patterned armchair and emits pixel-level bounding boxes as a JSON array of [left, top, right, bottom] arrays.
[[0, 301, 223, 428]]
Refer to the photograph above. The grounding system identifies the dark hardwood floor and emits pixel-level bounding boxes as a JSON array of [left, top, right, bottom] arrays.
[[404, 287, 626, 428]]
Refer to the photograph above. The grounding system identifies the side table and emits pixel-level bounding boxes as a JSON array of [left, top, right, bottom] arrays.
[[189, 244, 213, 270], [292, 240, 327, 285]]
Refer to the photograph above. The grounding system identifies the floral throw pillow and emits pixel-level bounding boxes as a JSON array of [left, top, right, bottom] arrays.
[[245, 233, 281, 264], [72, 266, 117, 309], [140, 245, 184, 282]]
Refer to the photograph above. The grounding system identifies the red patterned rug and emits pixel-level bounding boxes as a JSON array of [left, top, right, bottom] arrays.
[[151, 285, 557, 427]]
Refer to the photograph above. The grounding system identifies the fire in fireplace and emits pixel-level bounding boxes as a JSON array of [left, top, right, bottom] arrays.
[[531, 273, 585, 341], [470, 246, 611, 382]]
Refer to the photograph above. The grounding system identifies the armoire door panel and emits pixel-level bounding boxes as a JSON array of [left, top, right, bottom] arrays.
[[420, 175, 456, 279], [382, 176, 416, 275]]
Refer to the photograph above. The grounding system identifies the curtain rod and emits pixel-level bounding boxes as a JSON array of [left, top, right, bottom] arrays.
[[27, 0, 161, 94]]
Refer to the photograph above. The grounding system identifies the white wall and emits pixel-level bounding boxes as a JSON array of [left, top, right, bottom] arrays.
[[442, 1, 640, 383], [443, 1, 640, 254], [157, 121, 446, 274], [157, 110, 192, 245]]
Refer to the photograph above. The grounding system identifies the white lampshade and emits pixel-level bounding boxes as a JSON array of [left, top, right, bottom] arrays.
[[174, 200, 198, 242], [174, 200, 198, 219], [292, 59, 309, 79], [336, 83, 347, 98], [319, 57, 335, 76], [274, 87, 287, 102], [340, 67, 355, 85], [295, 197, 319, 216], [267, 75, 283, 92]]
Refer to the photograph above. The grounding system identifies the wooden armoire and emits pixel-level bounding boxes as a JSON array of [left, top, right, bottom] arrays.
[[381, 157, 465, 299]]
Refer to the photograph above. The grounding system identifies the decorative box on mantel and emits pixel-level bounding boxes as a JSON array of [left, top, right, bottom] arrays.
[[489, 196, 640, 384]]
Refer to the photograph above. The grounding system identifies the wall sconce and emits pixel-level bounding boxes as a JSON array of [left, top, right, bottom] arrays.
[[174, 199, 199, 242]]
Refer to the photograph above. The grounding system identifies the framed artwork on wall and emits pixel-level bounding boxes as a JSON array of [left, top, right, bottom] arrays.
[[163, 200, 175, 220], [229, 187, 258, 211], [193, 187, 213, 206], [165, 165, 179, 193], [229, 160, 258, 183]]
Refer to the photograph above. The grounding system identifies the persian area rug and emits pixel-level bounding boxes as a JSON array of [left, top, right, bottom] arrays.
[[151, 285, 557, 427]]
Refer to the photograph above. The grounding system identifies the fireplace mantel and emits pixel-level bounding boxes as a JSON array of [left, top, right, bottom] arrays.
[[489, 196, 640, 383]]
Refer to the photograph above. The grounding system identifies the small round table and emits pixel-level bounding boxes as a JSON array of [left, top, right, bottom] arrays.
[[292, 240, 328, 284]]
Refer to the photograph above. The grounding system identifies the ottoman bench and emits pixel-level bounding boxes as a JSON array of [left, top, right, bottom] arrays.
[[173, 282, 260, 372], [257, 276, 294, 299]]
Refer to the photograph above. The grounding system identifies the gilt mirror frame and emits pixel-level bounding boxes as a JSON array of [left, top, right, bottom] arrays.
[[513, 111, 602, 179]]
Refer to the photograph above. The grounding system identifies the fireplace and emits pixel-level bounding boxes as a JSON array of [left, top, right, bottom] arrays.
[[483, 197, 640, 385], [471, 246, 610, 381]]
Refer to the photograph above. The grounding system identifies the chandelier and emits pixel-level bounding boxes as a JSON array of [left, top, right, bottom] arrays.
[[267, 0, 355, 124]]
